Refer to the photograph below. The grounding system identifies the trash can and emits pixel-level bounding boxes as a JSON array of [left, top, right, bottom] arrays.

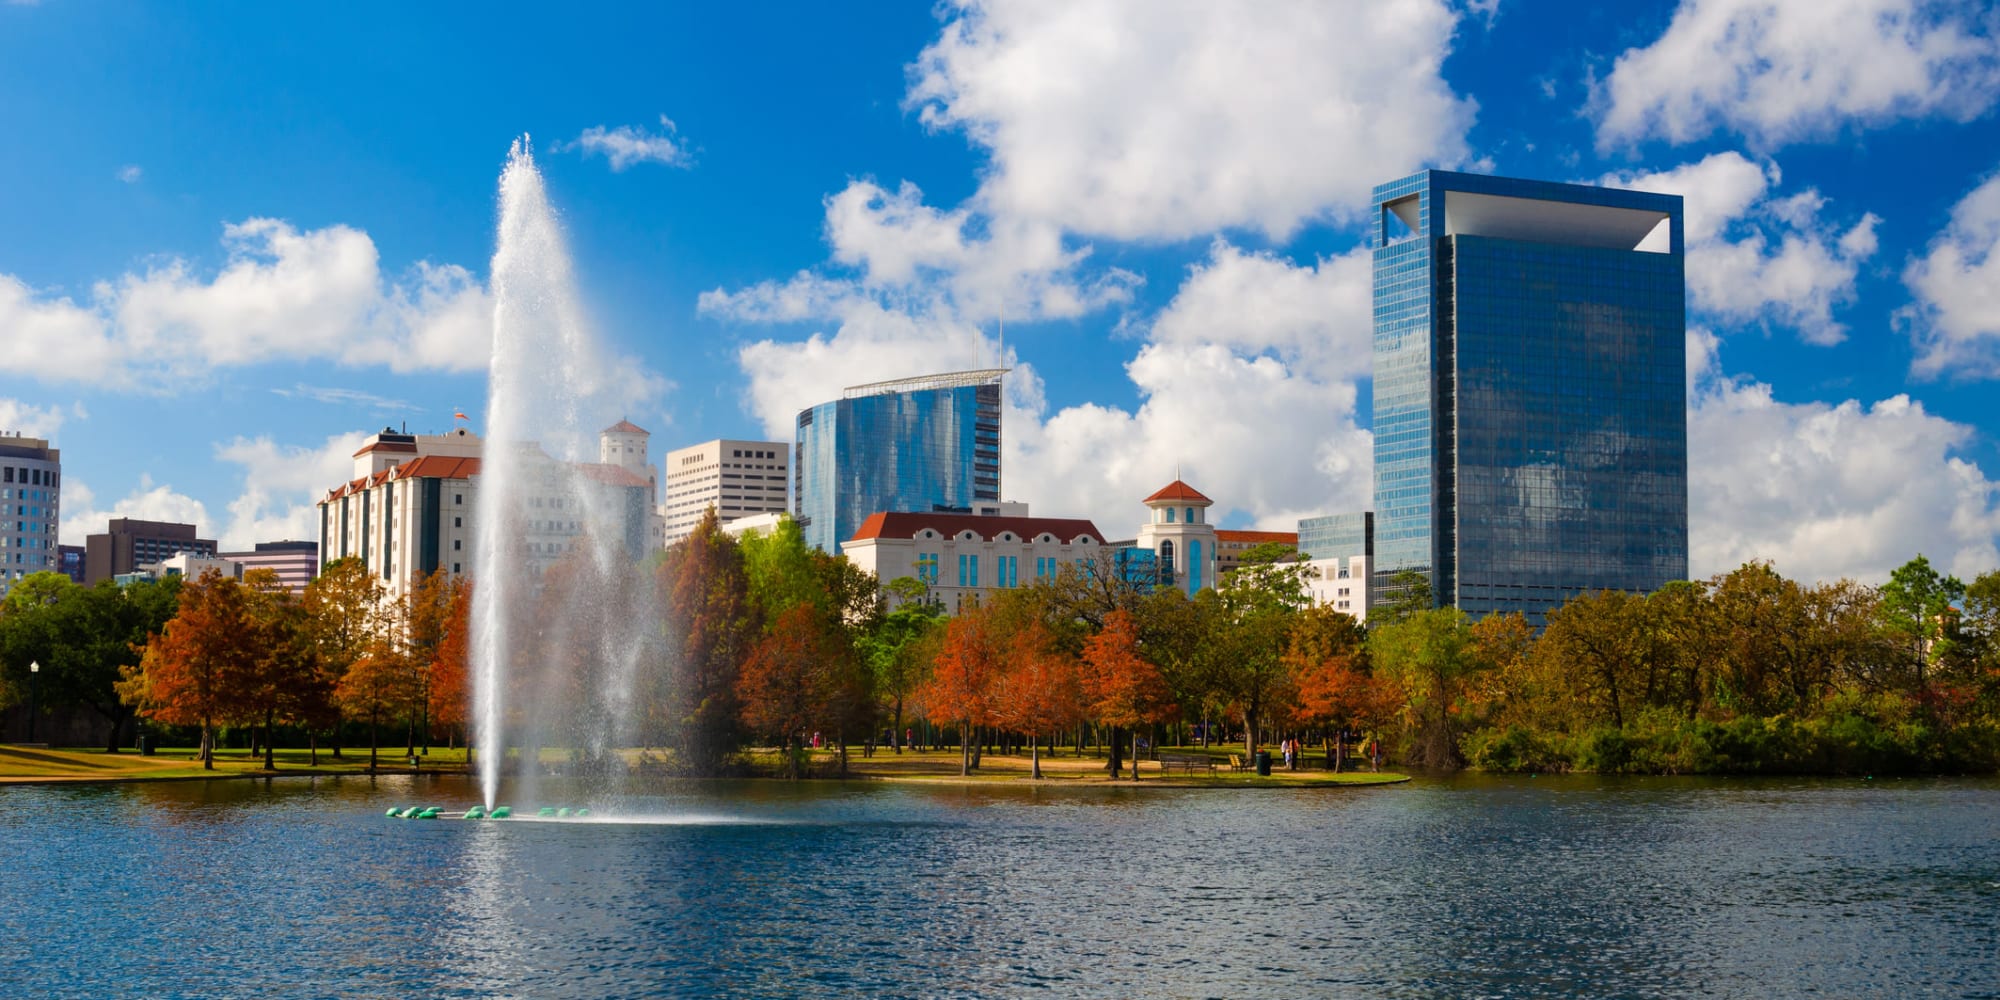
[[137, 734, 153, 756], [1255, 750, 1272, 776]]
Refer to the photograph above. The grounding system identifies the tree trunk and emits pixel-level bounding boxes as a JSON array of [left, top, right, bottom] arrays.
[[368, 710, 380, 773], [309, 731, 319, 767], [959, 721, 970, 776], [893, 697, 904, 754], [1243, 708, 1258, 759], [1030, 733, 1042, 779], [200, 720, 214, 770], [1130, 729, 1141, 781], [264, 707, 277, 771], [1106, 724, 1124, 778]]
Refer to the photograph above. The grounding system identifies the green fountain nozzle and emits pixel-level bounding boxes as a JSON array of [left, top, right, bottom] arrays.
[[385, 807, 400, 817], [537, 807, 557, 817], [490, 806, 512, 819], [574, 808, 590, 818], [464, 805, 485, 820]]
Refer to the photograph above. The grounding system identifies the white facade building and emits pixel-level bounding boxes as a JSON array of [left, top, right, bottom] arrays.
[[663, 438, 789, 546], [1305, 554, 1371, 622], [0, 433, 61, 594], [841, 504, 1105, 614], [1134, 480, 1219, 596]]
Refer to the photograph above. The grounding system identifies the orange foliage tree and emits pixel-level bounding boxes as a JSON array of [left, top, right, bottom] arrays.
[[120, 569, 259, 769], [916, 605, 1003, 776], [1081, 609, 1178, 780], [428, 577, 472, 749], [1287, 604, 1393, 771], [738, 603, 866, 778], [337, 641, 415, 772], [987, 619, 1086, 779]]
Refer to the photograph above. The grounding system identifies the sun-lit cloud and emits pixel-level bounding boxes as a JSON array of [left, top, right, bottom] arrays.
[[1595, 0, 2000, 150], [908, 0, 1476, 241], [0, 398, 71, 439], [563, 115, 694, 171], [1900, 165, 2000, 379], [1602, 152, 1880, 344], [59, 475, 212, 548], [1687, 329, 2000, 583], [211, 431, 370, 550]]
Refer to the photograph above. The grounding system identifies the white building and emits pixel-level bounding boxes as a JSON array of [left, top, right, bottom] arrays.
[[1134, 479, 1219, 596], [0, 432, 61, 594], [143, 551, 244, 583], [1305, 554, 1371, 622], [219, 541, 319, 595], [841, 503, 1105, 614], [663, 438, 790, 546]]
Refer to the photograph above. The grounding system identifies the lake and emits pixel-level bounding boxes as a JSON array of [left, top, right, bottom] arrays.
[[3, 774, 1995, 998]]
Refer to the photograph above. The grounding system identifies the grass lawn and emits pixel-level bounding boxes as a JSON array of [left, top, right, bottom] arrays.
[[0, 743, 472, 784], [775, 746, 1407, 787]]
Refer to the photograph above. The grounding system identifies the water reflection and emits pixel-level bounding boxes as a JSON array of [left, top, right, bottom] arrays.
[[2, 775, 1994, 997]]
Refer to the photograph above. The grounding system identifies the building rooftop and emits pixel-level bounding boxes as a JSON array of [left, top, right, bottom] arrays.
[[1216, 530, 1298, 545], [1143, 480, 1213, 505], [603, 419, 649, 435], [849, 511, 1104, 546], [842, 368, 1009, 400]]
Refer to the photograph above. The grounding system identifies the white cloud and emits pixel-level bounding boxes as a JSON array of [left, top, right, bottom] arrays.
[[1603, 152, 1879, 344], [564, 115, 694, 171], [1900, 167, 2000, 378], [269, 384, 415, 412], [116, 165, 142, 184], [0, 398, 70, 438], [59, 475, 211, 548], [1595, 0, 2000, 149], [907, 0, 1476, 241], [1688, 331, 2000, 583], [211, 432, 369, 550], [1, 218, 495, 387], [729, 240, 1375, 537]]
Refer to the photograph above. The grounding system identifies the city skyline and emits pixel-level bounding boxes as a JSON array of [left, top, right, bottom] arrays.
[[3, 3, 1999, 587]]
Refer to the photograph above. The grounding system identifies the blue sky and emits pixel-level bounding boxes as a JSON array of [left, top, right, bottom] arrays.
[[2, 0, 1997, 585]]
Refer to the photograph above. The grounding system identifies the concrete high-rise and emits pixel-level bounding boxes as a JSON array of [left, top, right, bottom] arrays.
[[0, 433, 61, 596], [85, 519, 217, 586], [1371, 170, 1688, 624], [662, 438, 789, 546], [794, 369, 1004, 554]]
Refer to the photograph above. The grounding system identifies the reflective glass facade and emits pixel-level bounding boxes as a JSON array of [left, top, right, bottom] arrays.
[[1371, 171, 1688, 624], [1299, 511, 1373, 569], [795, 372, 1003, 553]]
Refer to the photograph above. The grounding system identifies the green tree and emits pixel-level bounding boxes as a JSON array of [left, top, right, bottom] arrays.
[[1367, 606, 1474, 767], [303, 557, 386, 758], [1878, 554, 1967, 688]]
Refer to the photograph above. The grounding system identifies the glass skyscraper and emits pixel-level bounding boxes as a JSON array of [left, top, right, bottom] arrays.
[[1371, 170, 1687, 624], [795, 369, 1004, 553]]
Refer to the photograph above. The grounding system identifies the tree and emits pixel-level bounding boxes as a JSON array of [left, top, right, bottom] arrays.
[[916, 605, 1002, 776], [121, 570, 259, 769], [428, 577, 472, 749], [657, 508, 754, 774], [738, 603, 866, 778], [238, 569, 329, 770], [1367, 606, 1474, 768], [1376, 569, 1435, 624], [1286, 605, 1385, 771], [0, 574, 180, 750], [303, 557, 386, 758], [860, 598, 944, 752], [987, 618, 1085, 779], [1081, 609, 1177, 780], [336, 639, 414, 772], [402, 569, 460, 753], [1210, 563, 1305, 757], [1879, 554, 1967, 689]]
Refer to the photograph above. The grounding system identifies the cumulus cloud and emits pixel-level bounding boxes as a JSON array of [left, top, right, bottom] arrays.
[[564, 115, 694, 171], [727, 240, 1375, 537], [1688, 330, 2000, 584], [59, 475, 211, 548], [1900, 166, 2000, 379], [0, 218, 496, 387], [212, 431, 370, 550], [1595, 0, 2000, 149], [907, 0, 1476, 241], [1603, 152, 1879, 344], [0, 398, 71, 438]]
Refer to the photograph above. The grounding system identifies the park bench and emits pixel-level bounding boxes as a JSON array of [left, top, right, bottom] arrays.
[[1157, 752, 1216, 776], [1227, 754, 1250, 772]]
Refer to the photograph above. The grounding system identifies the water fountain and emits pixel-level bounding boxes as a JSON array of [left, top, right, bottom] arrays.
[[466, 138, 662, 813]]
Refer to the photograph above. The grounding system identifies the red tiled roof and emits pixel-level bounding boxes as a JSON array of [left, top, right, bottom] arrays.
[[1217, 530, 1297, 545], [1144, 479, 1212, 504], [574, 463, 651, 488], [353, 440, 417, 457], [393, 456, 482, 481], [849, 511, 1105, 545], [602, 419, 648, 435]]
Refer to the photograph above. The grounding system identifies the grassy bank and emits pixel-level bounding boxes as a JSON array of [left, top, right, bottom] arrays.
[[0, 744, 470, 784]]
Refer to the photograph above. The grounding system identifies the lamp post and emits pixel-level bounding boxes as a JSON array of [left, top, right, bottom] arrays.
[[27, 660, 39, 744]]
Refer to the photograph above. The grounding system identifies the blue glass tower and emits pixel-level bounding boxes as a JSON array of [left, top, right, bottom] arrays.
[[795, 369, 1005, 553], [1372, 171, 1687, 624]]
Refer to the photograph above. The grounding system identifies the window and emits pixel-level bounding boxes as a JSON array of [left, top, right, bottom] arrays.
[[454, 517, 462, 528], [453, 539, 461, 551], [1166, 507, 1176, 523], [1185, 507, 1196, 523]]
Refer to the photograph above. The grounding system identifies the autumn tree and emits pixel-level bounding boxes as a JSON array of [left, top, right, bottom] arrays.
[[917, 605, 1003, 776], [657, 508, 755, 774], [1081, 609, 1177, 780], [738, 603, 868, 778], [1367, 606, 1475, 768], [120, 570, 259, 769], [236, 569, 329, 770], [1286, 604, 1386, 771], [336, 639, 415, 772], [428, 576, 472, 749], [303, 557, 386, 758], [987, 617, 1086, 779]]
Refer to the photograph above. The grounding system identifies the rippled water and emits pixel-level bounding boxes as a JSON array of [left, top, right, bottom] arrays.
[[3, 774, 1995, 998]]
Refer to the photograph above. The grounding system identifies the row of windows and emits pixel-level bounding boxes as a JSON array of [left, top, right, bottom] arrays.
[[2, 467, 55, 486]]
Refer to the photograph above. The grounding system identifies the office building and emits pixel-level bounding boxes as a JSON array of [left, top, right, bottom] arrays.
[[85, 519, 216, 586], [0, 433, 60, 595], [663, 438, 789, 546], [1372, 170, 1688, 625], [795, 369, 1004, 554], [220, 540, 319, 595], [57, 544, 85, 584], [1298, 512, 1373, 620], [841, 502, 1104, 614], [1215, 529, 1298, 579]]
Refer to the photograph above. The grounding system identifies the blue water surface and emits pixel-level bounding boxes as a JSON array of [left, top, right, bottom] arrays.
[[2, 773, 1996, 998]]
